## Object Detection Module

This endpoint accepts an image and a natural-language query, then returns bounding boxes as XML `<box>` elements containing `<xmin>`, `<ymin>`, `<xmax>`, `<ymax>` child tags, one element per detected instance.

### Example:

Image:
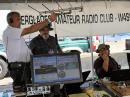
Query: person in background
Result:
<box><xmin>94</xmin><ymin>44</ymin><xmax>120</xmax><ymax>79</ymax></box>
<box><xmin>2</xmin><ymin>11</ymin><xmax>57</xmax><ymax>92</ymax></box>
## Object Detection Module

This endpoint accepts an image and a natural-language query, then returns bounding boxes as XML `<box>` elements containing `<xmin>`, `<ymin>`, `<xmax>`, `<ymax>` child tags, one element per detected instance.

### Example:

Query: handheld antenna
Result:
<box><xmin>28</xmin><ymin>5</ymin><xmax>42</xmax><ymax>15</ymax></box>
<box><xmin>41</xmin><ymin>2</ymin><xmax>58</xmax><ymax>54</ymax></box>
<box><xmin>55</xmin><ymin>0</ymin><xmax>71</xmax><ymax>14</ymax></box>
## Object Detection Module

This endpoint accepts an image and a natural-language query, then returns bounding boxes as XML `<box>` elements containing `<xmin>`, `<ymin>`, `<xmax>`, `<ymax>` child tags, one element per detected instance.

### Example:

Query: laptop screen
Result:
<box><xmin>31</xmin><ymin>53</ymin><xmax>83</xmax><ymax>85</ymax></box>
<box><xmin>110</xmin><ymin>69</ymin><xmax>130</xmax><ymax>81</ymax></box>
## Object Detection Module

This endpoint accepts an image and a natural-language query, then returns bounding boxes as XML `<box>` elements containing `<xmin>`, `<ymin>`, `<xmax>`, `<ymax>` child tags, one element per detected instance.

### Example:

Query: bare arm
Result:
<box><xmin>21</xmin><ymin>19</ymin><xmax>48</xmax><ymax>36</ymax></box>
<box><xmin>21</xmin><ymin>12</ymin><xmax>57</xmax><ymax>36</ymax></box>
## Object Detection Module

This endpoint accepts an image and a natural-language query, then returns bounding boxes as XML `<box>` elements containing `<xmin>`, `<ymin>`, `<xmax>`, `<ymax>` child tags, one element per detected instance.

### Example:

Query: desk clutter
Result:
<box><xmin>1</xmin><ymin>77</ymin><xmax>130</xmax><ymax>97</ymax></box>
<box><xmin>0</xmin><ymin>77</ymin><xmax>51</xmax><ymax>97</ymax></box>
<box><xmin>112</xmin><ymin>86</ymin><xmax>130</xmax><ymax>96</ymax></box>
<box><xmin>26</xmin><ymin>85</ymin><xmax>51</xmax><ymax>96</ymax></box>
<box><xmin>109</xmin><ymin>81</ymin><xmax>130</xmax><ymax>96</ymax></box>
<box><xmin>0</xmin><ymin>77</ymin><xmax>15</xmax><ymax>97</ymax></box>
<box><xmin>101</xmin><ymin>80</ymin><xmax>130</xmax><ymax>97</ymax></box>
<box><xmin>80</xmin><ymin>80</ymin><xmax>112</xmax><ymax>97</ymax></box>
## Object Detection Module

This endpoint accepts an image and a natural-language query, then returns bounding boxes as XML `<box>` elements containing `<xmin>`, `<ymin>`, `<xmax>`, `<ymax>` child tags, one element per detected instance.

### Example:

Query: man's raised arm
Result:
<box><xmin>21</xmin><ymin>12</ymin><xmax>57</xmax><ymax>36</ymax></box>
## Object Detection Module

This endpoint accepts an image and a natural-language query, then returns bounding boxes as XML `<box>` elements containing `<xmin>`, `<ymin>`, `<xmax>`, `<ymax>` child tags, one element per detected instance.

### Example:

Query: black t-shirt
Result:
<box><xmin>29</xmin><ymin>35</ymin><xmax>62</xmax><ymax>55</ymax></box>
<box><xmin>94</xmin><ymin>56</ymin><xmax>119</xmax><ymax>79</ymax></box>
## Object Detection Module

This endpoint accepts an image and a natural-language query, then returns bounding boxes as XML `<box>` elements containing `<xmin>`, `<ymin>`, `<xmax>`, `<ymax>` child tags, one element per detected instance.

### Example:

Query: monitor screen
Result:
<box><xmin>31</xmin><ymin>53</ymin><xmax>83</xmax><ymax>85</ymax></box>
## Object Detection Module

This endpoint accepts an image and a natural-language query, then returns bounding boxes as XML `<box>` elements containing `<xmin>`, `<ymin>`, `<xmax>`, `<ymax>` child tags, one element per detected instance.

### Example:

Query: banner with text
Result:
<box><xmin>12</xmin><ymin>2</ymin><xmax>130</xmax><ymax>37</ymax></box>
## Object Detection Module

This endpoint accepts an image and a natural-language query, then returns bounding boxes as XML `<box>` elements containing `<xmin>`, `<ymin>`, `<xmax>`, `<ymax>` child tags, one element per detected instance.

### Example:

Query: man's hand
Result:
<box><xmin>22</xmin><ymin>12</ymin><xmax>58</xmax><ymax>36</ymax></box>
<box><xmin>102</xmin><ymin>54</ymin><xmax>109</xmax><ymax>61</ymax></box>
<box><xmin>102</xmin><ymin>54</ymin><xmax>109</xmax><ymax>72</ymax></box>
<box><xmin>49</xmin><ymin>12</ymin><xmax>58</xmax><ymax>22</ymax></box>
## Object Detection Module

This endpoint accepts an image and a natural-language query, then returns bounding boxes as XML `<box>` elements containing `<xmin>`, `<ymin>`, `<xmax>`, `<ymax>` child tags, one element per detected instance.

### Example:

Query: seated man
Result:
<box><xmin>94</xmin><ymin>44</ymin><xmax>120</xmax><ymax>79</ymax></box>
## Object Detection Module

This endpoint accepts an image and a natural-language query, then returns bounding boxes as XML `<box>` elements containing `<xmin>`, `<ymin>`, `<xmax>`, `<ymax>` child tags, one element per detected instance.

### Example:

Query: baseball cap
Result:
<box><xmin>96</xmin><ymin>44</ymin><xmax>110</xmax><ymax>53</ymax></box>
<box><xmin>39</xmin><ymin>23</ymin><xmax>53</xmax><ymax>31</ymax></box>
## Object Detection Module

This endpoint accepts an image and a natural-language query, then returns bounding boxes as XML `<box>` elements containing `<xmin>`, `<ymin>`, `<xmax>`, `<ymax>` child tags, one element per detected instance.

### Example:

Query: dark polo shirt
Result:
<box><xmin>29</xmin><ymin>35</ymin><xmax>62</xmax><ymax>55</ymax></box>
<box><xmin>94</xmin><ymin>56</ymin><xmax>119</xmax><ymax>79</ymax></box>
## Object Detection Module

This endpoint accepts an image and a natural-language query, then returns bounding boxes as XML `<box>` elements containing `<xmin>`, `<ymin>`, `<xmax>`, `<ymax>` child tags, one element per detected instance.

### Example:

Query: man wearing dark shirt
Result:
<box><xmin>29</xmin><ymin>23</ymin><xmax>62</xmax><ymax>55</ymax></box>
<box><xmin>94</xmin><ymin>44</ymin><xmax>120</xmax><ymax>79</ymax></box>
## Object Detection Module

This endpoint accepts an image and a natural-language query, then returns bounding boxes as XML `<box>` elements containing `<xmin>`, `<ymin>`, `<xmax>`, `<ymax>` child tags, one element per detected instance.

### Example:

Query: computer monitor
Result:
<box><xmin>31</xmin><ymin>53</ymin><xmax>83</xmax><ymax>85</ymax></box>
<box><xmin>110</xmin><ymin>69</ymin><xmax>130</xmax><ymax>81</ymax></box>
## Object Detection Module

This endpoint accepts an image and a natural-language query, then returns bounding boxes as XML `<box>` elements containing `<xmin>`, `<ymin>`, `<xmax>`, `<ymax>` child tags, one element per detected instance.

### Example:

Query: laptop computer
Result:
<box><xmin>64</xmin><ymin>71</ymin><xmax>90</xmax><ymax>94</ymax></box>
<box><xmin>110</xmin><ymin>69</ymin><xmax>130</xmax><ymax>81</ymax></box>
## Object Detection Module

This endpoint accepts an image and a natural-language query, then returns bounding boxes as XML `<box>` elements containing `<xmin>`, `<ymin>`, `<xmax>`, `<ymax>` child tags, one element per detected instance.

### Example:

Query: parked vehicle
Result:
<box><xmin>58</xmin><ymin>37</ymin><xmax>91</xmax><ymax>53</ymax></box>
<box><xmin>0</xmin><ymin>42</ymin><xmax>8</xmax><ymax>79</ymax></box>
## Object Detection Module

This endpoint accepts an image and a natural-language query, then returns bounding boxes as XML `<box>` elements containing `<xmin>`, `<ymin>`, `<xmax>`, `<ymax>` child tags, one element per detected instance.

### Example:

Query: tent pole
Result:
<box><xmin>90</xmin><ymin>36</ymin><xmax>94</xmax><ymax>79</ymax></box>
<box><xmin>103</xmin><ymin>35</ymin><xmax>105</xmax><ymax>43</ymax></box>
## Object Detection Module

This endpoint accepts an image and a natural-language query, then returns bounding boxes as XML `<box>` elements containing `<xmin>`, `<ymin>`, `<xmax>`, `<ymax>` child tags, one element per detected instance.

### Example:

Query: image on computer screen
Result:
<box><xmin>31</xmin><ymin>53</ymin><xmax>82</xmax><ymax>85</ymax></box>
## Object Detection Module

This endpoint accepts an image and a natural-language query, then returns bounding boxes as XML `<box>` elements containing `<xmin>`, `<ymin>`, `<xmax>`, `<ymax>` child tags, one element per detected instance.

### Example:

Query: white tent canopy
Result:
<box><xmin>0</xmin><ymin>1</ymin><xmax>130</xmax><ymax>37</ymax></box>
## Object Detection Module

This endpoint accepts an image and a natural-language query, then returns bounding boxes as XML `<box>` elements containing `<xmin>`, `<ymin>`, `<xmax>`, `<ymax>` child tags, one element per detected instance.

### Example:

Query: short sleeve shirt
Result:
<box><xmin>2</xmin><ymin>26</ymin><xmax>31</xmax><ymax>62</ymax></box>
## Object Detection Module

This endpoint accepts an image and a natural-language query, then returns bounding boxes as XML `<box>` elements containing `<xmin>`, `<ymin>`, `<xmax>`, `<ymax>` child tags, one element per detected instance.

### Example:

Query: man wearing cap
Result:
<box><xmin>94</xmin><ymin>44</ymin><xmax>120</xmax><ymax>79</ymax></box>
<box><xmin>29</xmin><ymin>23</ymin><xmax>63</xmax><ymax>97</ymax></box>
<box><xmin>29</xmin><ymin>23</ymin><xmax>62</xmax><ymax>55</ymax></box>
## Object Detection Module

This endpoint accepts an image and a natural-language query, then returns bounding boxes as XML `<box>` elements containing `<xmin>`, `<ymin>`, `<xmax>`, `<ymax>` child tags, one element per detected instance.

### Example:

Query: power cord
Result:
<box><xmin>63</xmin><ymin>85</ymin><xmax>69</xmax><ymax>97</ymax></box>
